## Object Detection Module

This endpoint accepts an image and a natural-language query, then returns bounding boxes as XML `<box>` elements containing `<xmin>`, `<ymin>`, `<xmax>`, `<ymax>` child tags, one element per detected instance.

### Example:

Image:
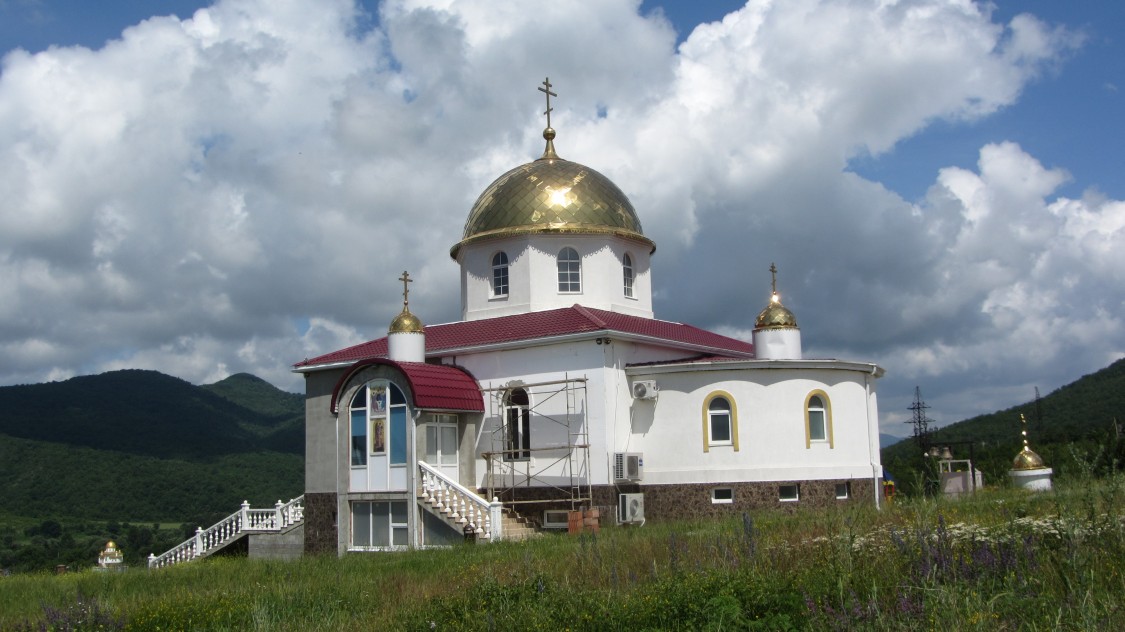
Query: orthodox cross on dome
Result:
<box><xmin>1020</xmin><ymin>413</ymin><xmax>1030</xmax><ymax>450</ymax></box>
<box><xmin>398</xmin><ymin>270</ymin><xmax>413</xmax><ymax>309</ymax></box>
<box><xmin>538</xmin><ymin>77</ymin><xmax>557</xmax><ymax>129</ymax></box>
<box><xmin>769</xmin><ymin>262</ymin><xmax>782</xmax><ymax>303</ymax></box>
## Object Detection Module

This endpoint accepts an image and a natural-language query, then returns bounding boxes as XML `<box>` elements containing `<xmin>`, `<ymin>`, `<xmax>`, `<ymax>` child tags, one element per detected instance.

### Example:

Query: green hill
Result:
<box><xmin>882</xmin><ymin>357</ymin><xmax>1125</xmax><ymax>493</ymax></box>
<box><xmin>0</xmin><ymin>369</ymin><xmax>304</xmax><ymax>521</ymax></box>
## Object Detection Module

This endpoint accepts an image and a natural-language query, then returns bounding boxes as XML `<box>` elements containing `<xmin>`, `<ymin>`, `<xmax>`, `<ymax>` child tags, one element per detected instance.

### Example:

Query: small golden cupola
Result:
<box><xmin>388</xmin><ymin>271</ymin><xmax>426</xmax><ymax>362</ymax></box>
<box><xmin>1008</xmin><ymin>413</ymin><xmax>1053</xmax><ymax>491</ymax></box>
<box><xmin>752</xmin><ymin>264</ymin><xmax>802</xmax><ymax>360</ymax></box>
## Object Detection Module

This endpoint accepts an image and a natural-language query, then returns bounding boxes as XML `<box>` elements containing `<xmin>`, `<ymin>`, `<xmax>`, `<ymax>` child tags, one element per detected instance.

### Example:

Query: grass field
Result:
<box><xmin>3</xmin><ymin>475</ymin><xmax>1124</xmax><ymax>630</ymax></box>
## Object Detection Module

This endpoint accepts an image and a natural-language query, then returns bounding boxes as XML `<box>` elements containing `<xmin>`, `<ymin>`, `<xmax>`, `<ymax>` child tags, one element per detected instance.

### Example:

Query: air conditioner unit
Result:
<box><xmin>632</xmin><ymin>380</ymin><xmax>658</xmax><ymax>400</ymax></box>
<box><xmin>613</xmin><ymin>452</ymin><xmax>643</xmax><ymax>482</ymax></box>
<box><xmin>619</xmin><ymin>493</ymin><xmax>645</xmax><ymax>524</ymax></box>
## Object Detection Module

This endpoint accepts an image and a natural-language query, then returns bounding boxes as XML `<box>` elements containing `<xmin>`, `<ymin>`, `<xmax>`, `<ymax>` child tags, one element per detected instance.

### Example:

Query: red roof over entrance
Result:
<box><xmin>329</xmin><ymin>359</ymin><xmax>484</xmax><ymax>414</ymax></box>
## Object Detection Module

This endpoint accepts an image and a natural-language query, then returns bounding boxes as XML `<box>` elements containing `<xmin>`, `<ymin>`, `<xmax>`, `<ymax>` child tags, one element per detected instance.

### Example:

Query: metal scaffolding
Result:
<box><xmin>480</xmin><ymin>375</ymin><xmax>591</xmax><ymax>513</ymax></box>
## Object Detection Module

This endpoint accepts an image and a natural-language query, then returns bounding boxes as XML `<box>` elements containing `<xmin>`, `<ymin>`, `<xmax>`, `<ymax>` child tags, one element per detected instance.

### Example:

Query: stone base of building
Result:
<box><xmin>488</xmin><ymin>478</ymin><xmax>880</xmax><ymax>528</ymax></box>
<box><xmin>303</xmin><ymin>492</ymin><xmax>338</xmax><ymax>556</ymax></box>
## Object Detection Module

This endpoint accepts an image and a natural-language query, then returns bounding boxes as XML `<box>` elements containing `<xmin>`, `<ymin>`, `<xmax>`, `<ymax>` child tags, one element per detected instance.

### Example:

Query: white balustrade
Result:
<box><xmin>418</xmin><ymin>462</ymin><xmax>503</xmax><ymax>541</ymax></box>
<box><xmin>148</xmin><ymin>495</ymin><xmax>304</xmax><ymax>569</ymax></box>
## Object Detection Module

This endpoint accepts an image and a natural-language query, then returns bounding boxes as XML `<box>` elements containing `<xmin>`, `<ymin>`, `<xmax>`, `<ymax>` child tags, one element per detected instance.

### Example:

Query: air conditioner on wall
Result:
<box><xmin>619</xmin><ymin>493</ymin><xmax>645</xmax><ymax>524</ymax></box>
<box><xmin>632</xmin><ymin>380</ymin><xmax>658</xmax><ymax>400</ymax></box>
<box><xmin>613</xmin><ymin>452</ymin><xmax>643</xmax><ymax>482</ymax></box>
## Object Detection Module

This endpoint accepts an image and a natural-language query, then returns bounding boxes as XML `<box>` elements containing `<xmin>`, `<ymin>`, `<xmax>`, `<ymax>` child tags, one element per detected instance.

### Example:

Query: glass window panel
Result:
<box><xmin>372</xmin><ymin>502</ymin><xmax>390</xmax><ymax>546</ymax></box>
<box><xmin>711</xmin><ymin>413</ymin><xmax>731</xmax><ymax>442</ymax></box>
<box><xmin>809</xmin><ymin>395</ymin><xmax>824</xmax><ymax>408</ymax></box>
<box><xmin>389</xmin><ymin>383</ymin><xmax>406</xmax><ymax>405</ymax></box>
<box><xmin>352</xmin><ymin>502</ymin><xmax>371</xmax><ymax>547</ymax></box>
<box><xmin>391</xmin><ymin>501</ymin><xmax>408</xmax><ymax>524</ymax></box>
<box><xmin>809</xmin><ymin>411</ymin><xmax>826</xmax><ymax>441</ymax></box>
<box><xmin>351</xmin><ymin>410</ymin><xmax>367</xmax><ymax>466</ymax></box>
<box><xmin>390</xmin><ymin>407</ymin><xmax>407</xmax><ymax>465</ymax></box>
<box><xmin>392</xmin><ymin>527</ymin><xmax>409</xmax><ymax>547</ymax></box>
<box><xmin>441</xmin><ymin>426</ymin><xmax>458</xmax><ymax>465</ymax></box>
<box><xmin>709</xmin><ymin>398</ymin><xmax>731</xmax><ymax>412</ymax></box>
<box><xmin>425</xmin><ymin>426</ymin><xmax>438</xmax><ymax>463</ymax></box>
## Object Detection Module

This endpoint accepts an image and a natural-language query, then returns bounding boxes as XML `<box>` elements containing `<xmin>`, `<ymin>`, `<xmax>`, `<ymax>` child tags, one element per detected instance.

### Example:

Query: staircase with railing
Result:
<box><xmin>148</xmin><ymin>496</ymin><xmax>304</xmax><ymax>569</ymax></box>
<box><xmin>418</xmin><ymin>462</ymin><xmax>512</xmax><ymax>541</ymax></box>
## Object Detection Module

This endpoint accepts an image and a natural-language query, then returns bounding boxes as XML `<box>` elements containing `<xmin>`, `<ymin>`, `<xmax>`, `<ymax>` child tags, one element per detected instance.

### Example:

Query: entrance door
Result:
<box><xmin>425</xmin><ymin>415</ymin><xmax>460</xmax><ymax>483</ymax></box>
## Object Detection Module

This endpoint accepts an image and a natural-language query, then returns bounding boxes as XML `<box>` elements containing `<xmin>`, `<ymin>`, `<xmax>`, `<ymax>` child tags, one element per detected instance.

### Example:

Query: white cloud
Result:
<box><xmin>0</xmin><ymin>0</ymin><xmax>1118</xmax><ymax>434</ymax></box>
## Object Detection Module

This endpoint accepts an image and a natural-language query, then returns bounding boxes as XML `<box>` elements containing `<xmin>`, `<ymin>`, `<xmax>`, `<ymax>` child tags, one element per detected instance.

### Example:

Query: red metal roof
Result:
<box><xmin>296</xmin><ymin>305</ymin><xmax>754</xmax><ymax>370</ymax></box>
<box><xmin>329</xmin><ymin>359</ymin><xmax>484</xmax><ymax>413</ymax></box>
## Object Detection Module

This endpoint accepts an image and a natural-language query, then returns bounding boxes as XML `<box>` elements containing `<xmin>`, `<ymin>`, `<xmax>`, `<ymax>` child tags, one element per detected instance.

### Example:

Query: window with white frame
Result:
<box><xmin>779</xmin><ymin>484</ymin><xmax>800</xmax><ymax>502</ymax></box>
<box><xmin>835</xmin><ymin>482</ymin><xmax>851</xmax><ymax>500</ymax></box>
<box><xmin>708</xmin><ymin>397</ymin><xmax>733</xmax><ymax>446</ymax></box>
<box><xmin>504</xmin><ymin>388</ymin><xmax>530</xmax><ymax>461</ymax></box>
<box><xmin>805</xmin><ymin>391</ymin><xmax>833</xmax><ymax>448</ymax></box>
<box><xmin>711</xmin><ymin>488</ymin><xmax>734</xmax><ymax>504</ymax></box>
<box><xmin>351</xmin><ymin>500</ymin><xmax>408</xmax><ymax>548</ymax></box>
<box><xmin>491</xmin><ymin>251</ymin><xmax>509</xmax><ymax>298</ymax></box>
<box><xmin>425</xmin><ymin>414</ymin><xmax>459</xmax><ymax>468</ymax></box>
<box><xmin>557</xmin><ymin>247</ymin><xmax>581</xmax><ymax>293</ymax></box>
<box><xmin>623</xmin><ymin>253</ymin><xmax>635</xmax><ymax>298</ymax></box>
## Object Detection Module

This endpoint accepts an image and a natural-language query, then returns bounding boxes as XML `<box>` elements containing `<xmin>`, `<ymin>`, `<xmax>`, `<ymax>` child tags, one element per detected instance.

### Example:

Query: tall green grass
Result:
<box><xmin>4</xmin><ymin>476</ymin><xmax>1124</xmax><ymax>630</ymax></box>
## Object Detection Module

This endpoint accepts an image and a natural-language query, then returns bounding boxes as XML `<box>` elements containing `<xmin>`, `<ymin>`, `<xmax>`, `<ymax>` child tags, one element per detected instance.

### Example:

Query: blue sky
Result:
<box><xmin>0</xmin><ymin>0</ymin><xmax>1122</xmax><ymax>433</ymax></box>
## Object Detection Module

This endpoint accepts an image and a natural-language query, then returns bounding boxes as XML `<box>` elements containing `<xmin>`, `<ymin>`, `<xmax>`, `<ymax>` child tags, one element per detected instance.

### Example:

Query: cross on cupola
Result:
<box><xmin>769</xmin><ymin>262</ymin><xmax>781</xmax><ymax>304</ymax></box>
<box><xmin>539</xmin><ymin>77</ymin><xmax>557</xmax><ymax>129</ymax></box>
<box><xmin>538</xmin><ymin>77</ymin><xmax>561</xmax><ymax>160</ymax></box>
<box><xmin>398</xmin><ymin>270</ymin><xmax>413</xmax><ymax>310</ymax></box>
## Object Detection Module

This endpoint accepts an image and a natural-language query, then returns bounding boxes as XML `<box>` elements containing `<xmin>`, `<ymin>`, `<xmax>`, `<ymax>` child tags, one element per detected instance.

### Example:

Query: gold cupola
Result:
<box><xmin>1008</xmin><ymin>413</ymin><xmax>1053</xmax><ymax>491</ymax></box>
<box><xmin>388</xmin><ymin>271</ymin><xmax>426</xmax><ymax>363</ymax></box>
<box><xmin>754</xmin><ymin>263</ymin><xmax>798</xmax><ymax>330</ymax></box>
<box><xmin>752</xmin><ymin>264</ymin><xmax>802</xmax><ymax>360</ymax></box>
<box><xmin>1011</xmin><ymin>413</ymin><xmax>1047</xmax><ymax>471</ymax></box>
<box><xmin>450</xmin><ymin>78</ymin><xmax>654</xmax><ymax>260</ymax></box>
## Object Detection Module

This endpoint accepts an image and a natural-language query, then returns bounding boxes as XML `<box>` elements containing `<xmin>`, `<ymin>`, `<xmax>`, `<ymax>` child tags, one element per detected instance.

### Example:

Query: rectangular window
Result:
<box><xmin>352</xmin><ymin>501</ymin><xmax>409</xmax><ymax>548</ymax></box>
<box><xmin>779</xmin><ymin>484</ymin><xmax>800</xmax><ymax>502</ymax></box>
<box><xmin>505</xmin><ymin>408</ymin><xmax>530</xmax><ymax>461</ymax></box>
<box><xmin>711</xmin><ymin>488</ymin><xmax>734</xmax><ymax>504</ymax></box>
<box><xmin>390</xmin><ymin>407</ymin><xmax>407</xmax><ymax>465</ymax></box>
<box><xmin>835</xmin><ymin>482</ymin><xmax>851</xmax><ymax>500</ymax></box>
<box><xmin>351</xmin><ymin>410</ymin><xmax>367</xmax><ymax>466</ymax></box>
<box><xmin>809</xmin><ymin>410</ymin><xmax>827</xmax><ymax>442</ymax></box>
<box><xmin>710</xmin><ymin>412</ymin><xmax>732</xmax><ymax>444</ymax></box>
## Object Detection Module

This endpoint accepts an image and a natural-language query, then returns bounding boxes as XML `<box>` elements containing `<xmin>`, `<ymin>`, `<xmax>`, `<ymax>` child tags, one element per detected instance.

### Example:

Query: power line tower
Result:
<box><xmin>907</xmin><ymin>386</ymin><xmax>932</xmax><ymax>454</ymax></box>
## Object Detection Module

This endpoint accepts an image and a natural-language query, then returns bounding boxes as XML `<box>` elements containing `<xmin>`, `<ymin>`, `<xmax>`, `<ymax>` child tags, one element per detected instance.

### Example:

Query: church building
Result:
<box><xmin>294</xmin><ymin>80</ymin><xmax>885</xmax><ymax>555</ymax></box>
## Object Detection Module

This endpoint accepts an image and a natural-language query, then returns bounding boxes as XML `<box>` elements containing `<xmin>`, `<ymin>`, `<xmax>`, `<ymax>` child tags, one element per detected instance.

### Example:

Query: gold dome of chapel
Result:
<box><xmin>450</xmin><ymin>79</ymin><xmax>654</xmax><ymax>259</ymax></box>
<box><xmin>755</xmin><ymin>264</ymin><xmax>799</xmax><ymax>330</ymax></box>
<box><xmin>1012</xmin><ymin>446</ymin><xmax>1047</xmax><ymax>470</ymax></box>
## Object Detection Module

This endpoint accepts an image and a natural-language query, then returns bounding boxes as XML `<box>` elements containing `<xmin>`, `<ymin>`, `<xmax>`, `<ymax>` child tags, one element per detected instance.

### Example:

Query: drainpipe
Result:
<box><xmin>866</xmin><ymin>370</ymin><xmax>881</xmax><ymax>510</ymax></box>
<box><xmin>410</xmin><ymin>408</ymin><xmax>422</xmax><ymax>549</ymax></box>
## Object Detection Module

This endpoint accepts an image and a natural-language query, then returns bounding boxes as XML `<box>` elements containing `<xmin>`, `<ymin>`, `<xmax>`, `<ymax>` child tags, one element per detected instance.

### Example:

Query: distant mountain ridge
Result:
<box><xmin>0</xmin><ymin>369</ymin><xmax>304</xmax><ymax>522</ymax></box>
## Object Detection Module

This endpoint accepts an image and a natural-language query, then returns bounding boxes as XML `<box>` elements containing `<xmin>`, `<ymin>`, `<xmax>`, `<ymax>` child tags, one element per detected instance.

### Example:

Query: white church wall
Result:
<box><xmin>459</xmin><ymin>234</ymin><xmax>653</xmax><ymax>321</ymax></box>
<box><xmin>623</xmin><ymin>363</ymin><xmax>881</xmax><ymax>486</ymax></box>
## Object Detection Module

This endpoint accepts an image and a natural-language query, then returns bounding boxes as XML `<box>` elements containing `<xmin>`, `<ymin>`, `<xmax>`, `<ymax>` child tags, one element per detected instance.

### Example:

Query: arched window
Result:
<box><xmin>557</xmin><ymin>247</ymin><xmax>581</xmax><ymax>293</ymax></box>
<box><xmin>504</xmin><ymin>388</ymin><xmax>530</xmax><ymax>461</ymax></box>
<box><xmin>701</xmin><ymin>391</ymin><xmax>739</xmax><ymax>451</ymax></box>
<box><xmin>491</xmin><ymin>251</ymin><xmax>509</xmax><ymax>298</ymax></box>
<box><xmin>623</xmin><ymin>253</ymin><xmax>635</xmax><ymax>298</ymax></box>
<box><xmin>805</xmin><ymin>391</ymin><xmax>833</xmax><ymax>448</ymax></box>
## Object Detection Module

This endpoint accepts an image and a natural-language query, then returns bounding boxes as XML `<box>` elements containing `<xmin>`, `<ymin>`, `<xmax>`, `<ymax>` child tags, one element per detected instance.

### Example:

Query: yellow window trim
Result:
<box><xmin>701</xmin><ymin>390</ymin><xmax>739</xmax><ymax>452</ymax></box>
<box><xmin>804</xmin><ymin>389</ymin><xmax>833</xmax><ymax>449</ymax></box>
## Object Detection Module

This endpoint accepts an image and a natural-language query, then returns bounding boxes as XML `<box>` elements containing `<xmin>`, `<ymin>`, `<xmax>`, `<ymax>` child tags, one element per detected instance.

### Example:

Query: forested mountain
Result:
<box><xmin>0</xmin><ymin>370</ymin><xmax>304</xmax><ymax>520</ymax></box>
<box><xmin>882</xmin><ymin>357</ymin><xmax>1125</xmax><ymax>493</ymax></box>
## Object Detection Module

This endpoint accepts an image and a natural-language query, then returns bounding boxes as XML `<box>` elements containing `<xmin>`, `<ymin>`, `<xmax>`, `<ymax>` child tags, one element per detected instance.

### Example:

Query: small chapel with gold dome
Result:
<box><xmin>294</xmin><ymin>80</ymin><xmax>885</xmax><ymax>555</ymax></box>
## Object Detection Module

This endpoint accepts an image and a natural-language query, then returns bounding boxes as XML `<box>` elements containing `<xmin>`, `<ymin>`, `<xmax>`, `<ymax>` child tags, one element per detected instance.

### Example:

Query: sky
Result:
<box><xmin>1</xmin><ymin>0</ymin><xmax>1122</xmax><ymax>436</ymax></box>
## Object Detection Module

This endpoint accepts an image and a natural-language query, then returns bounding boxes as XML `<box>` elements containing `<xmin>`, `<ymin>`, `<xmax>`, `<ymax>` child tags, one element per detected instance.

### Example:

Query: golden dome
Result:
<box><xmin>389</xmin><ymin>308</ymin><xmax>424</xmax><ymax>334</ymax></box>
<box><xmin>1012</xmin><ymin>446</ymin><xmax>1046</xmax><ymax>470</ymax></box>
<box><xmin>755</xmin><ymin>293</ymin><xmax>798</xmax><ymax>330</ymax></box>
<box><xmin>450</xmin><ymin>129</ymin><xmax>654</xmax><ymax>259</ymax></box>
